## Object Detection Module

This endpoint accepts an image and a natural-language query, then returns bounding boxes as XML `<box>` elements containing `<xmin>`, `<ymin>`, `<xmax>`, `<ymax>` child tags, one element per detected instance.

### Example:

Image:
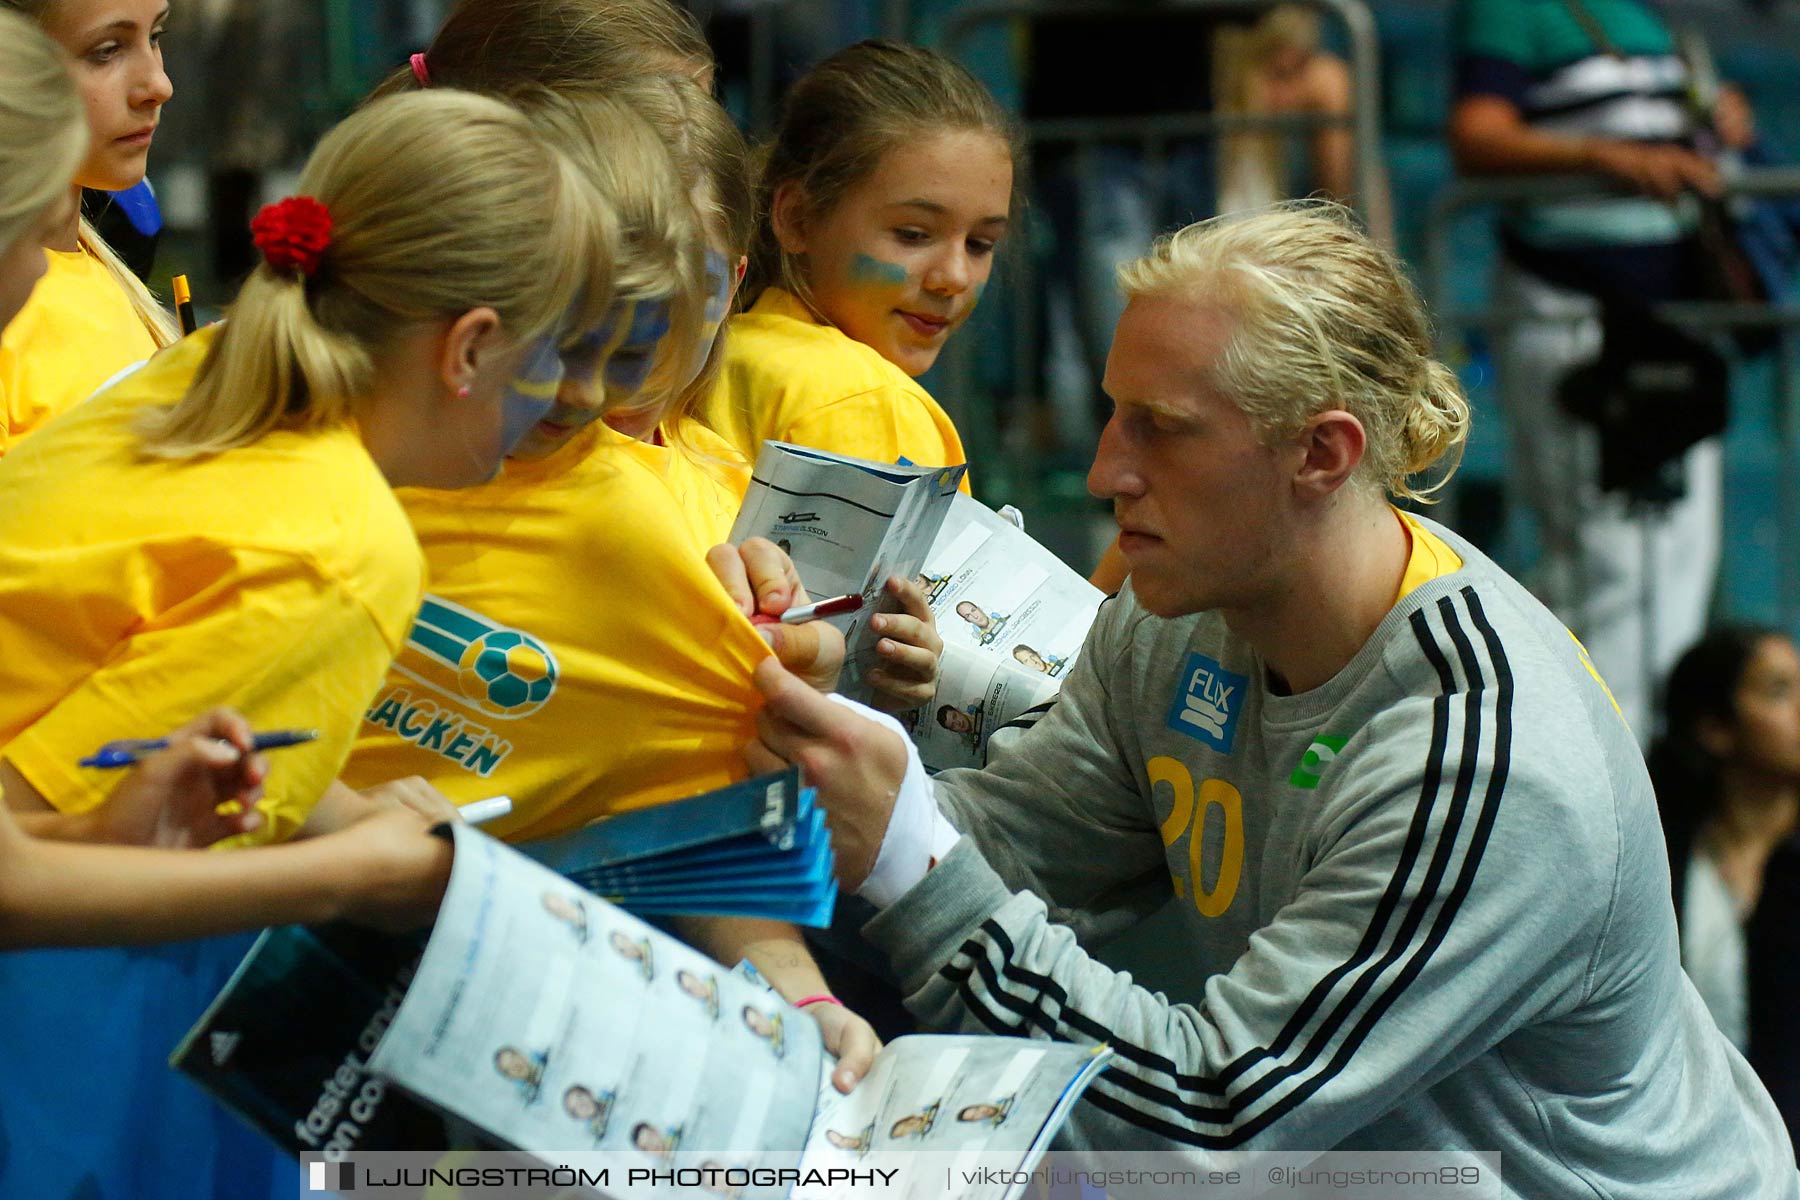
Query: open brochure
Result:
<box><xmin>730</xmin><ymin>442</ymin><xmax>966</xmax><ymax>704</ymax></box>
<box><xmin>173</xmin><ymin>822</ymin><xmax>1113</xmax><ymax>1198</ymax></box>
<box><xmin>909</xmin><ymin>496</ymin><xmax>1105</xmax><ymax>771</ymax></box>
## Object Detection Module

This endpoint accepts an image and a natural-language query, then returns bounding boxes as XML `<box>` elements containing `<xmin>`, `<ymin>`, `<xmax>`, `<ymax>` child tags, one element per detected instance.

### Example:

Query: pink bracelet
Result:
<box><xmin>795</xmin><ymin>994</ymin><xmax>842</xmax><ymax>1009</ymax></box>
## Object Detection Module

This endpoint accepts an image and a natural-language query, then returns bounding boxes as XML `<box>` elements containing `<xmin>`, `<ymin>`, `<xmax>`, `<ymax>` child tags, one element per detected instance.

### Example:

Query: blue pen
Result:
<box><xmin>80</xmin><ymin>728</ymin><xmax>321</xmax><ymax>770</ymax></box>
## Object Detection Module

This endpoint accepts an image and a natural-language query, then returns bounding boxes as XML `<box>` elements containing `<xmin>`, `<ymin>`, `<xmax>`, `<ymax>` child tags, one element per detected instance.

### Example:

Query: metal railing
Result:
<box><xmin>927</xmin><ymin>0</ymin><xmax>1387</xmax><ymax>513</ymax></box>
<box><xmin>942</xmin><ymin>0</ymin><xmax>1385</xmax><ymax>210</ymax></box>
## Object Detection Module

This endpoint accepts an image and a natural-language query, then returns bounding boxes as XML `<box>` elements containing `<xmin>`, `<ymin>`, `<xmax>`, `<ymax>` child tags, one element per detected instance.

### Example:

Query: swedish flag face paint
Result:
<box><xmin>504</xmin><ymin>294</ymin><xmax>677</xmax><ymax>461</ymax></box>
<box><xmin>701</xmin><ymin>249</ymin><xmax>734</xmax><ymax>336</ymax></box>
<box><xmin>599</xmin><ymin>296</ymin><xmax>676</xmax><ymax>405</ymax></box>
<box><xmin>498</xmin><ymin>333</ymin><xmax>565</xmax><ymax>454</ymax></box>
<box><xmin>671</xmin><ymin>249</ymin><xmax>736</xmax><ymax>393</ymax></box>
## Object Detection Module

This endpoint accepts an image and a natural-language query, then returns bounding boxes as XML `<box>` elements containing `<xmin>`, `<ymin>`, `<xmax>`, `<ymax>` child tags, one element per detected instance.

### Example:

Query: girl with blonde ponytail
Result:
<box><xmin>342</xmin><ymin>86</ymin><xmax>885</xmax><ymax>1088</ymax></box>
<box><xmin>0</xmin><ymin>85</ymin><xmax>623</xmax><ymax>1200</ymax></box>
<box><xmin>0</xmin><ymin>6</ymin><xmax>458</xmax><ymax>947</ymax></box>
<box><xmin>0</xmin><ymin>0</ymin><xmax>179</xmax><ymax>456</ymax></box>
<box><xmin>343</xmin><ymin>15</ymin><xmax>915</xmax><ymax>1081</ymax></box>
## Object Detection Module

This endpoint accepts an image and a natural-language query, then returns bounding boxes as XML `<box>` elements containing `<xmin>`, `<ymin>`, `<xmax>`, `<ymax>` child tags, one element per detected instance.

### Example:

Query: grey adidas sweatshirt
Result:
<box><xmin>863</xmin><ymin>518</ymin><xmax>1797</xmax><ymax>1197</ymax></box>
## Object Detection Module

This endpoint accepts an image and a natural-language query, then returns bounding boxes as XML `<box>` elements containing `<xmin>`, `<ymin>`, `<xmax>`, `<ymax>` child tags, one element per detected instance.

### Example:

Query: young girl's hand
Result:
<box><xmin>92</xmin><ymin>708</ymin><xmax>269</xmax><ymax>847</ymax></box>
<box><xmin>806</xmin><ymin>999</ymin><xmax>883</xmax><ymax>1093</ymax></box>
<box><xmin>866</xmin><ymin>576</ymin><xmax>942</xmax><ymax>714</ymax></box>
<box><xmin>335</xmin><ymin>807</ymin><xmax>455</xmax><ymax>932</ymax></box>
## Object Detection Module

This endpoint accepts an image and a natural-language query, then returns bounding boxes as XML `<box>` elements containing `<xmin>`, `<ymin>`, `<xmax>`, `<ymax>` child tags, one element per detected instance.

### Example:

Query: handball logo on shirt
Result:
<box><xmin>397</xmin><ymin>596</ymin><xmax>560</xmax><ymax>720</ymax></box>
<box><xmin>1289</xmin><ymin>734</ymin><xmax>1349</xmax><ymax>790</ymax></box>
<box><xmin>1165</xmin><ymin>653</ymin><xmax>1249</xmax><ymax>754</ymax></box>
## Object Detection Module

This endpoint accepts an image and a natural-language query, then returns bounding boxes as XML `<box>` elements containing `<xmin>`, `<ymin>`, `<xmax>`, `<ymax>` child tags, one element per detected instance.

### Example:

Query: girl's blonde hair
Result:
<box><xmin>0</xmin><ymin>10</ymin><xmax>86</xmax><ymax>260</ymax></box>
<box><xmin>140</xmin><ymin>90</ymin><xmax>618</xmax><ymax>457</ymax></box>
<box><xmin>369</xmin><ymin>0</ymin><xmax>714</xmax><ymax>100</ymax></box>
<box><xmin>2</xmin><ymin>0</ymin><xmax>178</xmax><ymax>347</ymax></box>
<box><xmin>1116</xmin><ymin>201</ymin><xmax>1468</xmax><ymax>503</ymax></box>
<box><xmin>589</xmin><ymin>73</ymin><xmax>751</xmax><ymax>431</ymax></box>
<box><xmin>508</xmin><ymin>87</ymin><xmax>706</xmax><ymax>426</ymax></box>
<box><xmin>364</xmin><ymin>0</ymin><xmax>737</xmax><ymax>436</ymax></box>
<box><xmin>746</xmin><ymin>39</ymin><xmax>1022</xmax><ymax>309</ymax></box>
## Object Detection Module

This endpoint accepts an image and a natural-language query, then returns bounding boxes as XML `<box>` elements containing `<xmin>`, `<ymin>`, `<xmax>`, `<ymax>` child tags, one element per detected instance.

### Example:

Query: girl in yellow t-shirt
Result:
<box><xmin>356</xmin><ymin>42</ymin><xmax>937</xmax><ymax>1088</ymax></box>
<box><xmin>0</xmin><ymin>81</ymin><xmax>632</xmax><ymax>1200</ymax></box>
<box><xmin>0</xmin><ymin>0</ymin><xmax>182</xmax><ymax>456</ymax></box>
<box><xmin>703</xmin><ymin>40</ymin><xmax>1019</xmax><ymax>490</ymax></box>
<box><xmin>0</xmin><ymin>11</ymin><xmax>456</xmax><ymax>947</ymax></box>
<box><xmin>0</xmin><ymin>89</ymin><xmax>620</xmax><ymax>842</ymax></box>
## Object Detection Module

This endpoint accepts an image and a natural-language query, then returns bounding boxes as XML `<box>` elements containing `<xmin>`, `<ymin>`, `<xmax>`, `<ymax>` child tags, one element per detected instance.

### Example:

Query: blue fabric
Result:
<box><xmin>0</xmin><ymin>934</ymin><xmax>297</xmax><ymax>1200</ymax></box>
<box><xmin>103</xmin><ymin>181</ymin><xmax>163</xmax><ymax>238</ymax></box>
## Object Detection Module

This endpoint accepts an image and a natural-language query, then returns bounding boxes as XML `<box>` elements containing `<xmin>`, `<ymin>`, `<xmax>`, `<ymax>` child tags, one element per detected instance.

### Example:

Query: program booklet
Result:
<box><xmin>173</xmin><ymin>823</ymin><xmax>1112</xmax><ymax>1199</ymax></box>
<box><xmin>909</xmin><ymin>496</ymin><xmax>1106</xmax><ymax>771</ymax></box>
<box><xmin>521</xmin><ymin>768</ymin><xmax>836</xmax><ymax>928</ymax></box>
<box><xmin>730</xmin><ymin>442</ymin><xmax>967</xmax><ymax>704</ymax></box>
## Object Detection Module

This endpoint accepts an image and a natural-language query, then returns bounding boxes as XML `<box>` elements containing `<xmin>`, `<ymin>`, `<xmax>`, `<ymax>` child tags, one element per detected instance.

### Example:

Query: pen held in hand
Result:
<box><xmin>457</xmin><ymin>796</ymin><xmax>513</xmax><ymax>826</ymax></box>
<box><xmin>80</xmin><ymin>728</ymin><xmax>320</xmax><ymax>770</ymax></box>
<box><xmin>780</xmin><ymin>593</ymin><xmax>863</xmax><ymax>624</ymax></box>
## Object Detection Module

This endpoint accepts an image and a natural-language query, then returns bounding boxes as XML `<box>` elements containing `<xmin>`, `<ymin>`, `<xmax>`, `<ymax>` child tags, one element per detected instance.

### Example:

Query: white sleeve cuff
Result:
<box><xmin>823</xmin><ymin>695</ymin><xmax>942</xmax><ymax>908</ymax></box>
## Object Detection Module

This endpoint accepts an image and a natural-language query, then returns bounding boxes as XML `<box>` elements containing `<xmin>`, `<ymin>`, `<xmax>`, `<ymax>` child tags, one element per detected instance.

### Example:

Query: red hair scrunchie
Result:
<box><xmin>410</xmin><ymin>52</ymin><xmax>431</xmax><ymax>86</ymax></box>
<box><xmin>250</xmin><ymin>196</ymin><xmax>333</xmax><ymax>278</ymax></box>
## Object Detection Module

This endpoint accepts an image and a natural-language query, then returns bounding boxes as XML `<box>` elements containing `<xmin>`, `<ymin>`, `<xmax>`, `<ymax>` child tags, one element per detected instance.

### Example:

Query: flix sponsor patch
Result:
<box><xmin>1165</xmin><ymin>653</ymin><xmax>1248</xmax><ymax>754</ymax></box>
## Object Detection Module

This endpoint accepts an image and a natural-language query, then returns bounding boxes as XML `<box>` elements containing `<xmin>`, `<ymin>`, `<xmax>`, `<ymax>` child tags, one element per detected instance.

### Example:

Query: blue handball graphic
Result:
<box><xmin>456</xmin><ymin>629</ymin><xmax>557</xmax><ymax>717</ymax></box>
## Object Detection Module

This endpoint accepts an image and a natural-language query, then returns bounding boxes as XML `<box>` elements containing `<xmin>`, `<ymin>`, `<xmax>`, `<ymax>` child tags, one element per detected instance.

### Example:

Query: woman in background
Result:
<box><xmin>1211</xmin><ymin>4</ymin><xmax>1390</xmax><ymax>239</ymax></box>
<box><xmin>1650</xmin><ymin>626</ymin><xmax>1800</xmax><ymax>1053</ymax></box>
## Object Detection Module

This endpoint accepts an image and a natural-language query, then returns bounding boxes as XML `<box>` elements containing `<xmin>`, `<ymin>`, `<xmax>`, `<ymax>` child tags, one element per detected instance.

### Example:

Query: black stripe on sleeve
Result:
<box><xmin>928</xmin><ymin>602</ymin><xmax>1513</xmax><ymax>1143</ymax></box>
<box><xmin>1214</xmin><ymin>592</ymin><xmax>1514</xmax><ymax>1142</ymax></box>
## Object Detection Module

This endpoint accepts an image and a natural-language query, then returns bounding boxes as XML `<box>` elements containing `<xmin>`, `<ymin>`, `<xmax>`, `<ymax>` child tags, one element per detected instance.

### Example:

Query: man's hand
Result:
<box><xmin>757</xmin><ymin>620</ymin><xmax>846</xmax><ymax>693</ymax></box>
<box><xmin>1451</xmin><ymin>94</ymin><xmax>1723</xmax><ymax>200</ymax></box>
<box><xmin>1587</xmin><ymin>140</ymin><xmax>1720</xmax><ymax>199</ymax></box>
<box><xmin>89</xmin><ymin>708</ymin><xmax>269</xmax><ymax>846</ymax></box>
<box><xmin>866</xmin><ymin>576</ymin><xmax>943</xmax><ymax>715</ymax></box>
<box><xmin>805</xmin><ymin>1001</ymin><xmax>882</xmax><ymax>1093</ymax></box>
<box><xmin>708</xmin><ymin>538</ymin><xmax>846</xmax><ymax>692</ymax></box>
<box><xmin>745</xmin><ymin>658</ymin><xmax>909</xmax><ymax>889</ymax></box>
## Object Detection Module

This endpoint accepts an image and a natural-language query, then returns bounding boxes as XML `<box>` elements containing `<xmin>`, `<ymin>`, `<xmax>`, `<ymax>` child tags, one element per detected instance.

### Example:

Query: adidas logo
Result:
<box><xmin>210</xmin><ymin>1030</ymin><xmax>240</xmax><ymax>1067</ymax></box>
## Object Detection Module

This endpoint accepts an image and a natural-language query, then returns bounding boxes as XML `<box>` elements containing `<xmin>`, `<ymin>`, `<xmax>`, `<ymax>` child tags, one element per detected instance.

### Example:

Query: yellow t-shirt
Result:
<box><xmin>0</xmin><ymin>327</ymin><xmax>424</xmax><ymax>842</ymax></box>
<box><xmin>1396</xmin><ymin>508</ymin><xmax>1464</xmax><ymax>600</ymax></box>
<box><xmin>343</xmin><ymin>419</ymin><xmax>772</xmax><ymax>844</ymax></box>
<box><xmin>0</xmin><ymin>247</ymin><xmax>160</xmax><ymax>457</ymax></box>
<box><xmin>704</xmin><ymin>287</ymin><xmax>973</xmax><ymax>493</ymax></box>
<box><xmin>653</xmin><ymin>419</ymin><xmax>751</xmax><ymax>546</ymax></box>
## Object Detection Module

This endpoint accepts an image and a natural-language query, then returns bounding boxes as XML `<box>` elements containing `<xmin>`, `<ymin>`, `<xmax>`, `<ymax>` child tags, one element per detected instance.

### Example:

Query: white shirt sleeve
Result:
<box><xmin>823</xmin><ymin>695</ymin><xmax>960</xmax><ymax>908</ymax></box>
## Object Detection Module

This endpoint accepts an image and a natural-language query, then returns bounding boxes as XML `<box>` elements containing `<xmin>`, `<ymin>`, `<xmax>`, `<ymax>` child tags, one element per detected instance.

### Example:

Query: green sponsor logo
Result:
<box><xmin>1289</xmin><ymin>734</ymin><xmax>1349</xmax><ymax>790</ymax></box>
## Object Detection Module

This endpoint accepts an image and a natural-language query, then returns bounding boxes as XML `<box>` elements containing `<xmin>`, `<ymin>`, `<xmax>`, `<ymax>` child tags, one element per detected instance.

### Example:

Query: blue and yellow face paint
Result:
<box><xmin>498</xmin><ymin>333</ymin><xmax>565</xmax><ymax>454</ymax></box>
<box><xmin>679</xmin><ymin>249</ymin><xmax>736</xmax><ymax>389</ymax></box>
<box><xmin>503</xmin><ymin>293</ymin><xmax>683</xmax><ymax>459</ymax></box>
<box><xmin>849</xmin><ymin>253</ymin><xmax>909</xmax><ymax>288</ymax></box>
<box><xmin>598</xmin><ymin>295</ymin><xmax>676</xmax><ymax>405</ymax></box>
